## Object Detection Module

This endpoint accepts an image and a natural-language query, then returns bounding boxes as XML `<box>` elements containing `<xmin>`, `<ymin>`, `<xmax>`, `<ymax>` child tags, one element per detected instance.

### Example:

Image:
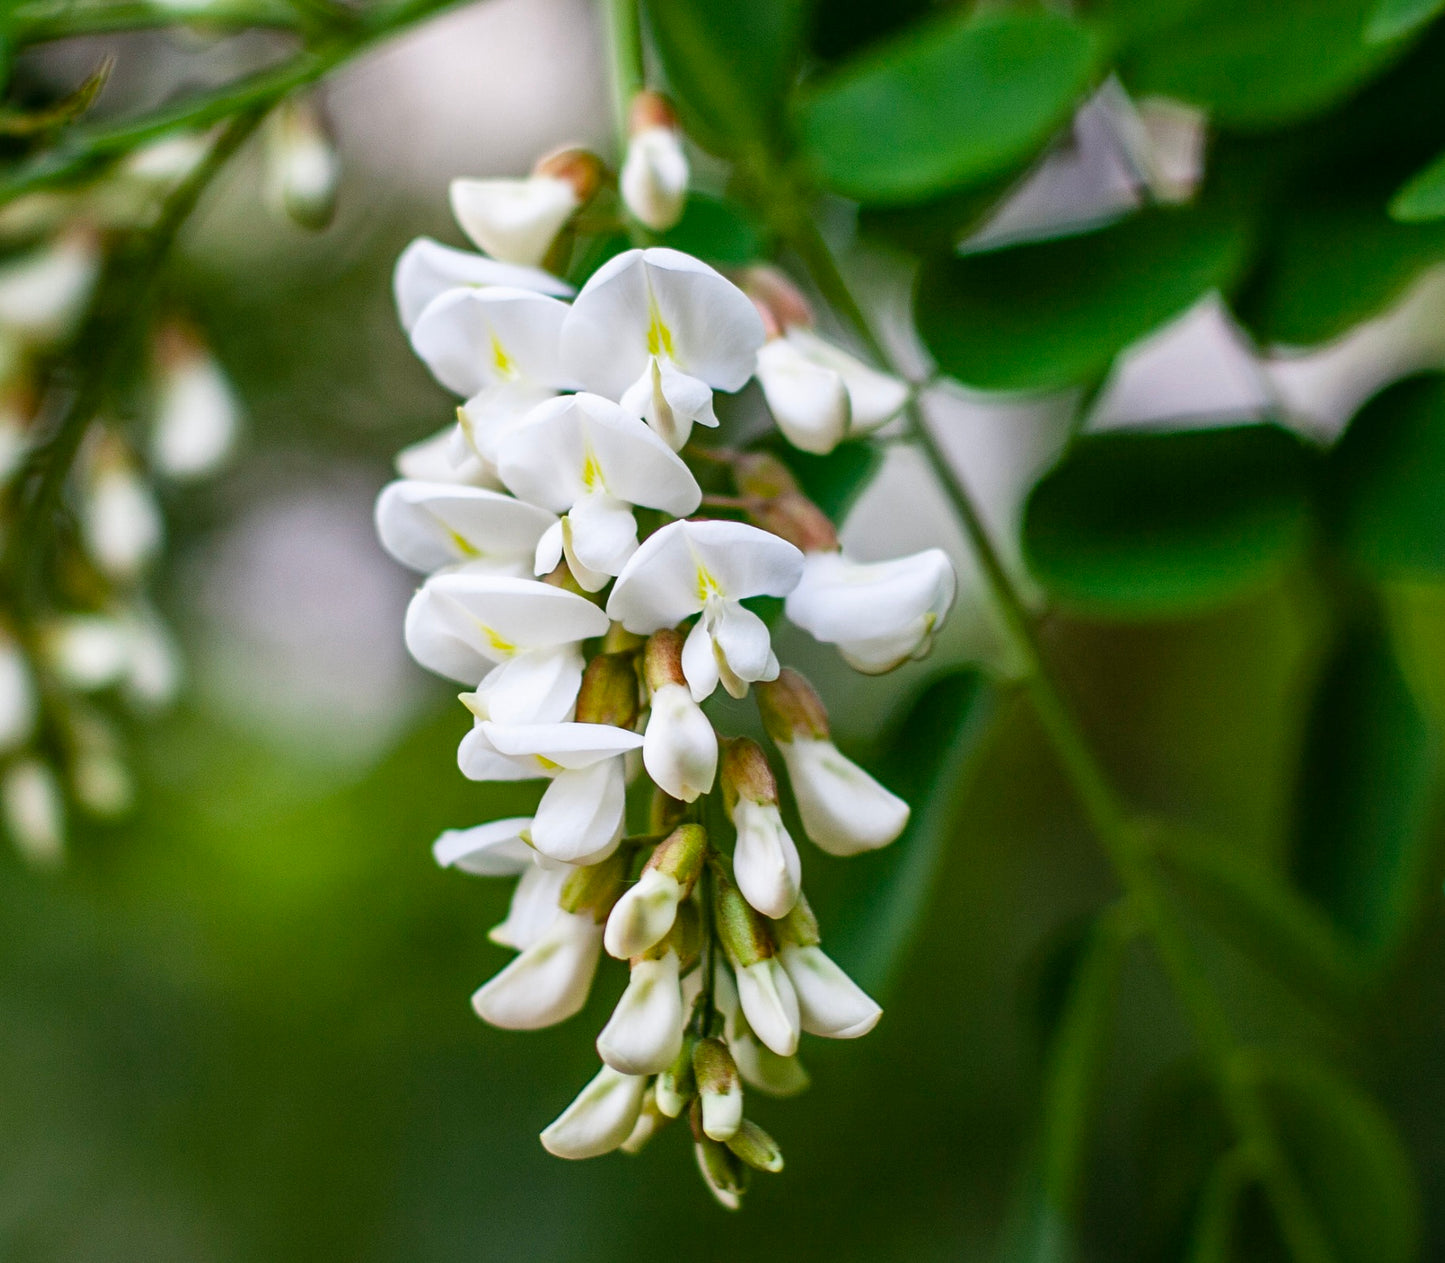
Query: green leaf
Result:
<box><xmin>642</xmin><ymin>0</ymin><xmax>807</xmax><ymax>157</ymax></box>
<box><xmin>1288</xmin><ymin>617</ymin><xmax>1436</xmax><ymax>956</ymax></box>
<box><xmin>1124</xmin><ymin>0</ymin><xmax>1408</xmax><ymax>130</ymax></box>
<box><xmin>1237</xmin><ymin>198</ymin><xmax>1445</xmax><ymax>345</ymax></box>
<box><xmin>1390</xmin><ymin>147</ymin><xmax>1445</xmax><ymax>221</ymax></box>
<box><xmin>1154</xmin><ymin>830</ymin><xmax>1366</xmax><ymax>1013</ymax></box>
<box><xmin>914</xmin><ymin>206</ymin><xmax>1251</xmax><ymax>393</ymax></box>
<box><xmin>1186</xmin><ymin>1150</ymin><xmax>1253</xmax><ymax>1263</ymax></box>
<box><xmin>1022</xmin><ymin>425</ymin><xmax>1316</xmax><ymax>618</ymax></box>
<box><xmin>1087</xmin><ymin>0</ymin><xmax>1207</xmax><ymax>47</ymax></box>
<box><xmin>828</xmin><ymin>671</ymin><xmax>995</xmax><ymax>995</ymax></box>
<box><xmin>794</xmin><ymin>9</ymin><xmax>1100</xmax><ymax>206</ymax></box>
<box><xmin>655</xmin><ymin>193</ymin><xmax>765</xmax><ymax>265</ymax></box>
<box><xmin>1241</xmin><ymin>1052</ymin><xmax>1421</xmax><ymax>1263</ymax></box>
<box><xmin>1367</xmin><ymin>0</ymin><xmax>1445</xmax><ymax>42</ymax></box>
<box><xmin>1326</xmin><ymin>375</ymin><xmax>1445</xmax><ymax>580</ymax></box>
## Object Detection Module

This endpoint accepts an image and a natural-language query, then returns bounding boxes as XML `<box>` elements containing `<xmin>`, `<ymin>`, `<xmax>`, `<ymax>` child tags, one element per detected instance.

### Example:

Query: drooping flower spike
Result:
<box><xmin>379</xmin><ymin>192</ymin><xmax>956</xmax><ymax>1205</ymax></box>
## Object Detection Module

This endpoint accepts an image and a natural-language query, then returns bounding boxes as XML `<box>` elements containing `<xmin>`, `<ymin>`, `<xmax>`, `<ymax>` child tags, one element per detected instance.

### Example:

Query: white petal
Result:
<box><xmin>410</xmin><ymin>286</ymin><xmax>575</xmax><ymax>398</ymax></box>
<box><xmin>540</xmin><ymin>1065</ymin><xmax>648</xmax><ymax>1160</ymax></box>
<box><xmin>641</xmin><ymin>682</ymin><xmax>717</xmax><ymax>802</ymax></box>
<box><xmin>565</xmin><ymin>494</ymin><xmax>639</xmax><ymax>578</ymax></box>
<box><xmin>459</xmin><ymin>380</ymin><xmax>558</xmax><ymax>466</ymax></box>
<box><xmin>496</xmin><ymin>391</ymin><xmax>702</xmax><ymax>515</ymax></box>
<box><xmin>457</xmin><ymin>724</ymin><xmax>538</xmax><ymax>781</ymax></box>
<box><xmin>707</xmin><ymin>599</ymin><xmax>778</xmax><ymax>695</ymax></box>
<box><xmin>150</xmin><ymin>349</ymin><xmax>239</xmax><ymax>479</ymax></box>
<box><xmin>2</xmin><ymin>758</ymin><xmax>64</xmax><ymax>867</ymax></box>
<box><xmin>83</xmin><ymin>465</ymin><xmax>162</xmax><ymax>581</ymax></box>
<box><xmin>606</xmin><ymin>519</ymin><xmax>805</xmax><ymax>634</ymax></box>
<box><xmin>779</xmin><ymin>736</ymin><xmax>909</xmax><ymax>856</ymax></box>
<box><xmin>604</xmin><ymin>867</ymin><xmax>683</xmax><ymax>960</ymax></box>
<box><xmin>450</xmin><ymin>175</ymin><xmax>579</xmax><ymax>267</ymax></box>
<box><xmin>472</xmin><ymin>910</ymin><xmax>602</xmax><ymax>1029</ymax></box>
<box><xmin>375</xmin><ymin>480</ymin><xmax>557</xmax><ymax>574</ymax></box>
<box><xmin>530</xmin><ymin>759</ymin><xmax>627</xmax><ymax>864</ymax></box>
<box><xmin>468</xmin><ymin>646</ymin><xmax>582</xmax><ymax>725</ymax></box>
<box><xmin>618</xmin><ymin>357</ymin><xmax>716</xmax><ymax>450</ymax></box>
<box><xmin>756</xmin><ymin>337</ymin><xmax>850</xmax><ymax>455</ymax></box>
<box><xmin>780</xmin><ymin>943</ymin><xmax>882</xmax><ymax>1039</ymax></box>
<box><xmin>490</xmin><ymin>860</ymin><xmax>570</xmax><ymax>950</ymax></box>
<box><xmin>44</xmin><ymin>616</ymin><xmax>131</xmax><ymax>691</ymax></box>
<box><xmin>432</xmin><ymin>816</ymin><xmax>535</xmax><ymax>874</ymax></box>
<box><xmin>620</xmin><ymin>127</ymin><xmax>689</xmax><ymax>231</ymax></box>
<box><xmin>0</xmin><ymin>636</ymin><xmax>37</xmax><ymax>752</ymax></box>
<box><xmin>0</xmin><ymin>232</ymin><xmax>99</xmax><ymax>342</ymax></box>
<box><xmin>394</xmin><ymin>236</ymin><xmax>572</xmax><ymax>332</ymax></box>
<box><xmin>680</xmin><ymin>616</ymin><xmax>722</xmax><ymax>703</ymax></box>
<box><xmin>560</xmin><ymin>247</ymin><xmax>765</xmax><ymax>399</ymax></box>
<box><xmin>597</xmin><ymin>950</ymin><xmax>686</xmax><ymax>1075</ymax></box>
<box><xmin>732</xmin><ymin>800</ymin><xmax>801</xmax><ymax>919</ymax></box>
<box><xmin>785</xmin><ymin>327</ymin><xmax>909</xmax><ymax>435</ymax></box>
<box><xmin>394</xmin><ymin>424</ymin><xmax>494</xmax><ymax>486</ymax></box>
<box><xmin>734</xmin><ymin>958</ymin><xmax>801</xmax><ymax>1058</ymax></box>
<box><xmin>481</xmin><ymin>721</ymin><xmax>643</xmax><ymax>768</ymax></box>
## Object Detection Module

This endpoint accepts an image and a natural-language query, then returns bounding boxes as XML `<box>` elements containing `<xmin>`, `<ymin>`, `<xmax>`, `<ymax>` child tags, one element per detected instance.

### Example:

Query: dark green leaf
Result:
<box><xmin>1327</xmin><ymin>375</ymin><xmax>1445</xmax><ymax>580</ymax></box>
<box><xmin>1288</xmin><ymin>617</ymin><xmax>1436</xmax><ymax>956</ymax></box>
<box><xmin>1022</xmin><ymin>425</ymin><xmax>1315</xmax><ymax>618</ymax></box>
<box><xmin>642</xmin><ymin>0</ymin><xmax>807</xmax><ymax>157</ymax></box>
<box><xmin>914</xmin><ymin>206</ymin><xmax>1251</xmax><ymax>393</ymax></box>
<box><xmin>828</xmin><ymin>671</ymin><xmax>995</xmax><ymax>995</ymax></box>
<box><xmin>1237</xmin><ymin>198</ymin><xmax>1445</xmax><ymax>345</ymax></box>
<box><xmin>795</xmin><ymin>9</ymin><xmax>1100</xmax><ymax>205</ymax></box>
<box><xmin>1154</xmin><ymin>830</ymin><xmax>1366</xmax><ymax>1013</ymax></box>
<box><xmin>1389</xmin><ymin>147</ymin><xmax>1445</xmax><ymax>221</ymax></box>
<box><xmin>770</xmin><ymin>437</ymin><xmax>881</xmax><ymax>521</ymax></box>
<box><xmin>806</xmin><ymin>0</ymin><xmax>935</xmax><ymax>65</ymax></box>
<box><xmin>1085</xmin><ymin>0</ymin><xmax>1207</xmax><ymax>47</ymax></box>
<box><xmin>1186</xmin><ymin>1150</ymin><xmax>1252</xmax><ymax>1263</ymax></box>
<box><xmin>1243</xmin><ymin>1052</ymin><xmax>1421</xmax><ymax>1263</ymax></box>
<box><xmin>1137</xmin><ymin>1066</ymin><xmax>1235</xmax><ymax>1261</ymax></box>
<box><xmin>1124</xmin><ymin>0</ymin><xmax>1408</xmax><ymax>130</ymax></box>
<box><xmin>1367</xmin><ymin>0</ymin><xmax>1445</xmax><ymax>42</ymax></box>
<box><xmin>655</xmin><ymin>193</ymin><xmax>765</xmax><ymax>265</ymax></box>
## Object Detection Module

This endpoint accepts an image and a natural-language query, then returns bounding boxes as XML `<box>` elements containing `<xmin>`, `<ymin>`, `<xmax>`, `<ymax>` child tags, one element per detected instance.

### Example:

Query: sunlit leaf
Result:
<box><xmin>795</xmin><ymin>9</ymin><xmax>1100</xmax><ymax>205</ymax></box>
<box><xmin>1022</xmin><ymin>425</ymin><xmax>1315</xmax><ymax>618</ymax></box>
<box><xmin>1326</xmin><ymin>375</ymin><xmax>1445</xmax><ymax>581</ymax></box>
<box><xmin>914</xmin><ymin>206</ymin><xmax>1250</xmax><ymax>393</ymax></box>
<box><xmin>1124</xmin><ymin>0</ymin><xmax>1407</xmax><ymax>130</ymax></box>
<box><xmin>1288</xmin><ymin>618</ymin><xmax>1436</xmax><ymax>956</ymax></box>
<box><xmin>828</xmin><ymin>671</ymin><xmax>995</xmax><ymax>995</ymax></box>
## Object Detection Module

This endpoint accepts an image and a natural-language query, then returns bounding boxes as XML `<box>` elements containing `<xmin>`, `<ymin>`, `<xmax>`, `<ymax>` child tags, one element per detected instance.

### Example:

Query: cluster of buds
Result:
<box><xmin>0</xmin><ymin>137</ymin><xmax>241</xmax><ymax>865</ymax></box>
<box><xmin>378</xmin><ymin>120</ymin><xmax>958</xmax><ymax>1204</ymax></box>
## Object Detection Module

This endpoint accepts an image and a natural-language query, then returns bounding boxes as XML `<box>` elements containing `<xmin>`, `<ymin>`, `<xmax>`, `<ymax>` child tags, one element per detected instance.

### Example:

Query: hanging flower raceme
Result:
<box><xmin>379</xmin><ymin>186</ymin><xmax>957</xmax><ymax>1204</ymax></box>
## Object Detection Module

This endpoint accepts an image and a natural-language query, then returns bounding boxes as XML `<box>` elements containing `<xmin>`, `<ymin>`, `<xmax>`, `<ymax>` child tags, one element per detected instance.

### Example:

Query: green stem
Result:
<box><xmin>783</xmin><ymin>215</ymin><xmax>1337</xmax><ymax>1263</ymax></box>
<box><xmin>600</xmin><ymin>0</ymin><xmax>645</xmax><ymax>148</ymax></box>
<box><xmin>10</xmin><ymin>0</ymin><xmax>305</xmax><ymax>42</ymax></box>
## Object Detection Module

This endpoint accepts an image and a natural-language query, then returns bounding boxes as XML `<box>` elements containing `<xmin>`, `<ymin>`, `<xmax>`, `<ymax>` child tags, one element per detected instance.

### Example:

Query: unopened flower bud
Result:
<box><xmin>597</xmin><ymin>948</ymin><xmax>686</xmax><ymax>1075</ymax></box>
<box><xmin>540</xmin><ymin>1064</ymin><xmax>647</xmax><ymax>1160</ymax></box>
<box><xmin>450</xmin><ymin>148</ymin><xmax>599</xmax><ymax>268</ymax></box>
<box><xmin>775</xmin><ymin>897</ymin><xmax>881</xmax><ymax>1038</ymax></box>
<box><xmin>749</xmin><ymin>491</ymin><xmax>841</xmax><ymax>553</ymax></box>
<box><xmin>734</xmin><ymin>957</ymin><xmax>800</xmax><ymax>1057</ymax></box>
<box><xmin>656</xmin><ymin>1031</ymin><xmax>698</xmax><ymax>1118</ymax></box>
<box><xmin>263</xmin><ymin>94</ymin><xmax>341</xmax><ymax>231</ymax></box>
<box><xmin>716</xmin><ymin>964</ymin><xmax>811</xmax><ymax>1097</ymax></box>
<box><xmin>82</xmin><ymin>438</ymin><xmax>162</xmax><ymax>582</ymax></box>
<box><xmin>643</xmin><ymin>630</ymin><xmax>717</xmax><ymax>802</ymax></box>
<box><xmin>3</xmin><ymin>758</ymin><xmax>64</xmax><ymax>867</ymax></box>
<box><xmin>726</xmin><ymin>1118</ymin><xmax>785</xmax><ymax>1173</ymax></box>
<box><xmin>559</xmin><ymin>845</ymin><xmax>632</xmax><ymax>922</ymax></box>
<box><xmin>756</xmin><ymin>668</ymin><xmax>830</xmax><ymax>743</ymax></box>
<box><xmin>620</xmin><ymin>1085</ymin><xmax>667</xmax><ymax>1154</ymax></box>
<box><xmin>722</xmin><ymin>738</ymin><xmax>800</xmax><ymax>918</ymax></box>
<box><xmin>621</xmin><ymin>91</ymin><xmax>689</xmax><ymax>232</ymax></box>
<box><xmin>604</xmin><ymin>822</ymin><xmax>706</xmax><ymax>958</ymax></box>
<box><xmin>471</xmin><ymin>909</ymin><xmax>602</xmax><ymax>1029</ymax></box>
<box><xmin>150</xmin><ymin>322</ymin><xmax>240</xmax><ymax>480</ymax></box>
<box><xmin>69</xmin><ymin>715</ymin><xmax>133</xmax><ymax>817</ymax></box>
<box><xmin>756</xmin><ymin>337</ymin><xmax>851</xmax><ymax>455</ymax></box>
<box><xmin>0</xmin><ymin>629</ymin><xmax>36</xmax><ymax>752</ymax></box>
<box><xmin>693</xmin><ymin>1037</ymin><xmax>743</xmax><ymax>1140</ymax></box>
<box><xmin>575</xmin><ymin>652</ymin><xmax>641</xmax><ymax>729</ymax></box>
<box><xmin>740</xmin><ymin>266</ymin><xmax>814</xmax><ymax>334</ymax></box>
<box><xmin>780</xmin><ymin>735</ymin><xmax>909</xmax><ymax>857</ymax></box>
<box><xmin>691</xmin><ymin>1102</ymin><xmax>749</xmax><ymax>1210</ymax></box>
<box><xmin>732</xmin><ymin>451</ymin><xmax>800</xmax><ymax>500</ymax></box>
<box><xmin>0</xmin><ymin>227</ymin><xmax>99</xmax><ymax>344</ymax></box>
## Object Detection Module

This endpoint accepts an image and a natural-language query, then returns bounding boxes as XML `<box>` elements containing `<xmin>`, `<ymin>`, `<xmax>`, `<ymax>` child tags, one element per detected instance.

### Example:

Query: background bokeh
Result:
<box><xmin>4</xmin><ymin>1</ymin><xmax>1445</xmax><ymax>1260</ymax></box>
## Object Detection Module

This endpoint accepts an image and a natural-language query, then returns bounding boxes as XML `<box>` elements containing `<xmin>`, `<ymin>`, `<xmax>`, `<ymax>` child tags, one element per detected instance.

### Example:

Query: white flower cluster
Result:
<box><xmin>0</xmin><ymin>144</ymin><xmax>241</xmax><ymax>865</ymax></box>
<box><xmin>380</xmin><ymin>158</ymin><xmax>958</xmax><ymax>1204</ymax></box>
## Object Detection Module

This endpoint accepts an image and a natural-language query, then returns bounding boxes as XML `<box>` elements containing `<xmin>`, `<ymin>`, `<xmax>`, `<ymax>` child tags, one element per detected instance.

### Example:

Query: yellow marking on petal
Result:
<box><xmin>645</xmin><ymin>290</ymin><xmax>676</xmax><ymax>361</ymax></box>
<box><xmin>490</xmin><ymin>333</ymin><xmax>518</xmax><ymax>379</ymax></box>
<box><xmin>447</xmin><ymin>527</ymin><xmax>482</xmax><ymax>559</ymax></box>
<box><xmin>694</xmin><ymin>563</ymin><xmax>723</xmax><ymax>603</ymax></box>
<box><xmin>479</xmin><ymin>623</ymin><xmax>516</xmax><ymax>655</ymax></box>
<box><xmin>581</xmin><ymin>443</ymin><xmax>605</xmax><ymax>491</ymax></box>
<box><xmin>535</xmin><ymin>754</ymin><xmax>562</xmax><ymax>771</ymax></box>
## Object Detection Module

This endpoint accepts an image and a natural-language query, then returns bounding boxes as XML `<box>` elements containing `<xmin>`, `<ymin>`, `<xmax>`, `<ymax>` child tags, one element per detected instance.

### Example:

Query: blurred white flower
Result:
<box><xmin>3</xmin><ymin>758</ymin><xmax>64</xmax><ymax>866</ymax></box>
<box><xmin>0</xmin><ymin>229</ymin><xmax>100</xmax><ymax>345</ymax></box>
<box><xmin>149</xmin><ymin>324</ymin><xmax>241</xmax><ymax>480</ymax></box>
<box><xmin>620</xmin><ymin>92</ymin><xmax>688</xmax><ymax>232</ymax></box>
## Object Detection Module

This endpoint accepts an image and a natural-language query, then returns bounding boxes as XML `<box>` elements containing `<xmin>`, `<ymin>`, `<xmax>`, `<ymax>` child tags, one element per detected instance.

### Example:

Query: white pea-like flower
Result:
<box><xmin>715</xmin><ymin>960</ymin><xmax>810</xmax><ymax>1098</ymax></box>
<box><xmin>604</xmin><ymin>866</ymin><xmax>683</xmax><ymax>960</ymax></box>
<box><xmin>458</xmin><ymin>721</ymin><xmax>644</xmax><ymax>864</ymax></box>
<box><xmin>403</xmin><ymin>571</ymin><xmax>609</xmax><ymax>686</ymax></box>
<box><xmin>596</xmin><ymin>949</ymin><xmax>686</xmax><ymax>1075</ymax></box>
<box><xmin>471</xmin><ymin>907</ymin><xmax>603</xmax><ymax>1029</ymax></box>
<box><xmin>540</xmin><ymin>1064</ymin><xmax>649</xmax><ymax>1160</ymax></box>
<box><xmin>489</xmin><ymin>861</ymin><xmax>573</xmax><ymax>951</ymax></box>
<box><xmin>431</xmin><ymin>816</ymin><xmax>535</xmax><ymax>875</ymax></box>
<box><xmin>393</xmin><ymin>424</ymin><xmax>495</xmax><ymax>487</ymax></box>
<box><xmin>607</xmin><ymin>520</ymin><xmax>804</xmax><ymax>701</ymax></box>
<box><xmin>559</xmin><ymin>248</ymin><xmax>765</xmax><ymax>449</ymax></box>
<box><xmin>732</xmin><ymin>797</ymin><xmax>802</xmax><ymax>920</ymax></box>
<box><xmin>393</xmin><ymin>236</ymin><xmax>573</xmax><ymax>334</ymax></box>
<box><xmin>149</xmin><ymin>325</ymin><xmax>240</xmax><ymax>480</ymax></box>
<box><xmin>374</xmin><ymin>480</ymin><xmax>557</xmax><ymax>576</ymax></box>
<box><xmin>785</xmin><ymin>547</ymin><xmax>956</xmax><ymax>674</ymax></box>
<box><xmin>462</xmin><ymin>646</ymin><xmax>585</xmax><ymax>726</ymax></box>
<box><xmin>733</xmin><ymin>958</ymin><xmax>801</xmax><ymax>1058</ymax></box>
<box><xmin>449</xmin><ymin>172</ymin><xmax>582</xmax><ymax>269</ymax></box>
<box><xmin>82</xmin><ymin>452</ymin><xmax>163</xmax><ymax>582</ymax></box>
<box><xmin>779</xmin><ymin>736</ymin><xmax>909</xmax><ymax>856</ymax></box>
<box><xmin>778</xmin><ymin>943</ymin><xmax>882</xmax><ymax>1039</ymax></box>
<box><xmin>642</xmin><ymin>681</ymin><xmax>717</xmax><ymax>801</ymax></box>
<box><xmin>620</xmin><ymin>100</ymin><xmax>689</xmax><ymax>232</ymax></box>
<box><xmin>496</xmin><ymin>392</ymin><xmax>701</xmax><ymax>590</ymax></box>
